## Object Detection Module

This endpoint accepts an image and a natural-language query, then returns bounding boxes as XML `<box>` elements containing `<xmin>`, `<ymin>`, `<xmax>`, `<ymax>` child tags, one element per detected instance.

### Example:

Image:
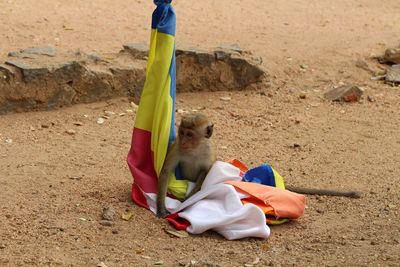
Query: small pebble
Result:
<box><xmin>99</xmin><ymin>220</ymin><xmax>114</xmax><ymax>227</ymax></box>
<box><xmin>102</xmin><ymin>205</ymin><xmax>116</xmax><ymax>221</ymax></box>
<box><xmin>65</xmin><ymin>129</ymin><xmax>76</xmax><ymax>135</ymax></box>
<box><xmin>104</xmin><ymin>111</ymin><xmax>115</xmax><ymax>115</ymax></box>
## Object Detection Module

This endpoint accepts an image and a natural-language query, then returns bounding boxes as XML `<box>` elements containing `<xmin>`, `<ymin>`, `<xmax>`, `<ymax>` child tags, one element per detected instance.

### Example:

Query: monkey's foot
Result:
<box><xmin>156</xmin><ymin>209</ymin><xmax>169</xmax><ymax>218</ymax></box>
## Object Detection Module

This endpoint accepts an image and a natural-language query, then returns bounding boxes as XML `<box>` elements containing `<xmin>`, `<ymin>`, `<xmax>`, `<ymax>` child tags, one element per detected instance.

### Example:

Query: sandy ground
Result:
<box><xmin>1</xmin><ymin>0</ymin><xmax>400</xmax><ymax>266</ymax></box>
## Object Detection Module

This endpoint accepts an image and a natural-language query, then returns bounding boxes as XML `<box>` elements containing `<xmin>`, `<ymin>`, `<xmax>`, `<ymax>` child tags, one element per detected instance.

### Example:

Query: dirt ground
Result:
<box><xmin>1</xmin><ymin>0</ymin><xmax>400</xmax><ymax>266</ymax></box>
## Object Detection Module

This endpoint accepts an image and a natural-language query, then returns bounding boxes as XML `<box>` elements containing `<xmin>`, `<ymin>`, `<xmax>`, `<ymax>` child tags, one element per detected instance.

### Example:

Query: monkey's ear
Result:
<box><xmin>205</xmin><ymin>124</ymin><xmax>214</xmax><ymax>138</ymax></box>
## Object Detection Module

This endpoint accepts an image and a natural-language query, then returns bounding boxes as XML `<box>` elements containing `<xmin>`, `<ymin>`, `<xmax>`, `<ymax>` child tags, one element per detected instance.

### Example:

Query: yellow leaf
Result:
<box><xmin>165</xmin><ymin>229</ymin><xmax>189</xmax><ymax>238</ymax></box>
<box><xmin>121</xmin><ymin>212</ymin><xmax>133</xmax><ymax>221</ymax></box>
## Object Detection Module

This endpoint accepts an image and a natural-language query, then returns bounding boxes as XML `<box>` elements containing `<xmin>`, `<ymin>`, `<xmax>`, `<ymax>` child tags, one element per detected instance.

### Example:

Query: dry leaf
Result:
<box><xmin>130</xmin><ymin>102</ymin><xmax>139</xmax><ymax>110</ymax></box>
<box><xmin>165</xmin><ymin>229</ymin><xmax>189</xmax><ymax>238</ymax></box>
<box><xmin>121</xmin><ymin>212</ymin><xmax>133</xmax><ymax>221</ymax></box>
<box><xmin>135</xmin><ymin>249</ymin><xmax>145</xmax><ymax>254</ymax></box>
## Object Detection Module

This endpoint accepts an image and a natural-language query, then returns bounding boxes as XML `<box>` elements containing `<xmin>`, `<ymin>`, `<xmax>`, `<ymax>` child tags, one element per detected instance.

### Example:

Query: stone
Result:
<box><xmin>0</xmin><ymin>44</ymin><xmax>267</xmax><ymax>114</ymax></box>
<box><xmin>65</xmin><ymin>129</ymin><xmax>76</xmax><ymax>135</ymax></box>
<box><xmin>102</xmin><ymin>205</ymin><xmax>116</xmax><ymax>221</ymax></box>
<box><xmin>325</xmin><ymin>85</ymin><xmax>363</xmax><ymax>102</ymax></box>
<box><xmin>109</xmin><ymin>67</ymin><xmax>146</xmax><ymax>99</ymax></box>
<box><xmin>20</xmin><ymin>46</ymin><xmax>57</xmax><ymax>57</ymax></box>
<box><xmin>5</xmin><ymin>60</ymin><xmax>49</xmax><ymax>84</ymax></box>
<box><xmin>356</xmin><ymin>58</ymin><xmax>374</xmax><ymax>74</ymax></box>
<box><xmin>214</xmin><ymin>50</ymin><xmax>231</xmax><ymax>60</ymax></box>
<box><xmin>22</xmin><ymin>54</ymin><xmax>39</xmax><ymax>59</ymax></box>
<box><xmin>47</xmin><ymin>85</ymin><xmax>76</xmax><ymax>110</ymax></box>
<box><xmin>8</xmin><ymin>51</ymin><xmax>21</xmax><ymax>57</ymax></box>
<box><xmin>5</xmin><ymin>59</ymin><xmax>32</xmax><ymax>69</ymax></box>
<box><xmin>382</xmin><ymin>48</ymin><xmax>400</xmax><ymax>64</ymax></box>
<box><xmin>98</xmin><ymin>220</ymin><xmax>114</xmax><ymax>227</ymax></box>
<box><xmin>385</xmin><ymin>64</ymin><xmax>400</xmax><ymax>83</ymax></box>
<box><xmin>218</xmin><ymin>43</ymin><xmax>243</xmax><ymax>54</ymax></box>
<box><xmin>122</xmin><ymin>43</ymin><xmax>149</xmax><ymax>59</ymax></box>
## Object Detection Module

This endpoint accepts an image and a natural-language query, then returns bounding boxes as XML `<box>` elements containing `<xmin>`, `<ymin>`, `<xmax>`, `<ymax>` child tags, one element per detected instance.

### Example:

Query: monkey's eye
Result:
<box><xmin>186</xmin><ymin>132</ymin><xmax>193</xmax><ymax>137</ymax></box>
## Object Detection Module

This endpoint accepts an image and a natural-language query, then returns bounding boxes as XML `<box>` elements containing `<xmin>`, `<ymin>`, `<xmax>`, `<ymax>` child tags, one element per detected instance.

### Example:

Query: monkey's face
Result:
<box><xmin>178</xmin><ymin>128</ymin><xmax>200</xmax><ymax>153</ymax></box>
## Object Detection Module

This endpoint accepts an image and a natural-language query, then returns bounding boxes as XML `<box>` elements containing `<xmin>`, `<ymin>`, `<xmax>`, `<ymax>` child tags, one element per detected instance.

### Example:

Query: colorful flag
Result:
<box><xmin>127</xmin><ymin>0</ymin><xmax>187</xmax><ymax>209</ymax></box>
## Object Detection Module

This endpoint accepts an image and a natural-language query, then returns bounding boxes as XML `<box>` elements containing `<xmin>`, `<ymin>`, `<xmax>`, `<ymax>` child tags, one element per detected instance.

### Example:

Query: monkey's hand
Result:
<box><xmin>156</xmin><ymin>208</ymin><xmax>169</xmax><ymax>218</ymax></box>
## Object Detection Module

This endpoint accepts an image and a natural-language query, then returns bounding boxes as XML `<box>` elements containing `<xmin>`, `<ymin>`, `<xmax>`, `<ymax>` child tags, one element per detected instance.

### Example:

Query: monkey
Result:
<box><xmin>285</xmin><ymin>185</ymin><xmax>361</xmax><ymax>198</ymax></box>
<box><xmin>156</xmin><ymin>113</ymin><xmax>216</xmax><ymax>218</ymax></box>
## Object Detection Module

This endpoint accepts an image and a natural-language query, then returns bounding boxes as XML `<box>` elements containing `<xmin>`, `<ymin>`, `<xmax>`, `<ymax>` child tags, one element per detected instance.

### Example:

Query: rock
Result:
<box><xmin>0</xmin><ymin>44</ymin><xmax>267</xmax><ymax>114</ymax></box>
<box><xmin>0</xmin><ymin>64</ymin><xmax>15</xmax><ymax>84</ymax></box>
<box><xmin>214</xmin><ymin>50</ymin><xmax>231</xmax><ymax>60</ymax></box>
<box><xmin>356</xmin><ymin>58</ymin><xmax>374</xmax><ymax>74</ymax></box>
<box><xmin>324</xmin><ymin>85</ymin><xmax>363</xmax><ymax>102</ymax></box>
<box><xmin>385</xmin><ymin>64</ymin><xmax>400</xmax><ymax>83</ymax></box>
<box><xmin>99</xmin><ymin>220</ymin><xmax>114</xmax><ymax>227</ymax></box>
<box><xmin>65</xmin><ymin>129</ymin><xmax>76</xmax><ymax>135</ymax></box>
<box><xmin>122</xmin><ymin>43</ymin><xmax>149</xmax><ymax>59</ymax></box>
<box><xmin>8</xmin><ymin>51</ymin><xmax>21</xmax><ymax>57</ymax></box>
<box><xmin>218</xmin><ymin>43</ymin><xmax>243</xmax><ymax>54</ymax></box>
<box><xmin>22</xmin><ymin>54</ymin><xmax>39</xmax><ymax>59</ymax></box>
<box><xmin>175</xmin><ymin>46</ymin><xmax>265</xmax><ymax>92</ymax></box>
<box><xmin>20</xmin><ymin>46</ymin><xmax>57</xmax><ymax>57</ymax></box>
<box><xmin>382</xmin><ymin>48</ymin><xmax>400</xmax><ymax>64</ymax></box>
<box><xmin>102</xmin><ymin>205</ymin><xmax>116</xmax><ymax>221</ymax></box>
<box><xmin>5</xmin><ymin>59</ymin><xmax>50</xmax><ymax>84</ymax></box>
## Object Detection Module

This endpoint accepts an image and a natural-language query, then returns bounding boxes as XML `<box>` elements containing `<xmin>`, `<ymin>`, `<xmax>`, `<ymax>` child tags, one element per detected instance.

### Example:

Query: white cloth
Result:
<box><xmin>143</xmin><ymin>161</ymin><xmax>270</xmax><ymax>240</ymax></box>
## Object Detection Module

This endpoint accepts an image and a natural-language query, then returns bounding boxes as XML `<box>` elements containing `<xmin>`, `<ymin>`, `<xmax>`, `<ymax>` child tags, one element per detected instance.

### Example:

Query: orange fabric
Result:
<box><xmin>241</xmin><ymin>198</ymin><xmax>275</xmax><ymax>215</ymax></box>
<box><xmin>225</xmin><ymin>181</ymin><xmax>306</xmax><ymax>219</ymax></box>
<box><xmin>227</xmin><ymin>159</ymin><xmax>249</xmax><ymax>172</ymax></box>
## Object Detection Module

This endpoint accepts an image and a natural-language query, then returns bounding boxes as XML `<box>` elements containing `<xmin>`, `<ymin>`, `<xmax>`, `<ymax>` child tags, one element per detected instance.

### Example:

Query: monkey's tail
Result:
<box><xmin>285</xmin><ymin>186</ymin><xmax>362</xmax><ymax>198</ymax></box>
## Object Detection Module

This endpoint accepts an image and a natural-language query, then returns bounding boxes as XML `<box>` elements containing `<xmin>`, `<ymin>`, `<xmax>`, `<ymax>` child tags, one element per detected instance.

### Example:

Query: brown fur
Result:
<box><xmin>156</xmin><ymin>113</ymin><xmax>215</xmax><ymax>218</ymax></box>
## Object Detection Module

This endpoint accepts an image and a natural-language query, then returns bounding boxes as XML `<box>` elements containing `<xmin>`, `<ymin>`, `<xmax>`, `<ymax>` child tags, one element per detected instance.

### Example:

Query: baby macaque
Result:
<box><xmin>156</xmin><ymin>113</ymin><xmax>216</xmax><ymax>218</ymax></box>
